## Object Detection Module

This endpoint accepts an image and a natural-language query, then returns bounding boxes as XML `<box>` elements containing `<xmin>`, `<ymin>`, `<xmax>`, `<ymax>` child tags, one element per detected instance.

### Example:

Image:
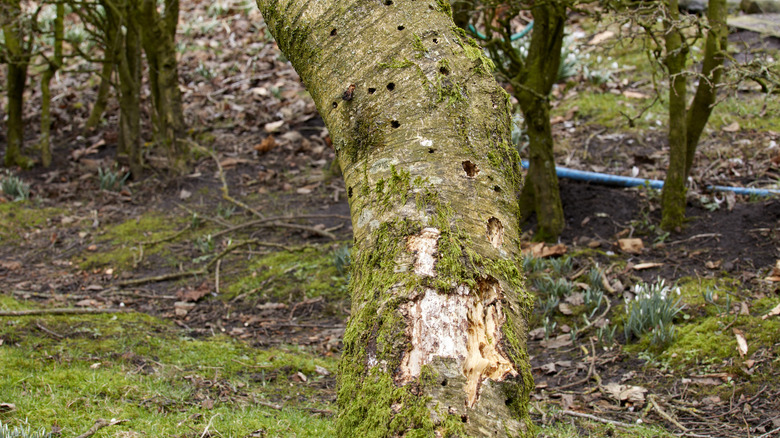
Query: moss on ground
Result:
<box><xmin>0</xmin><ymin>202</ymin><xmax>64</xmax><ymax>243</ymax></box>
<box><xmin>0</xmin><ymin>297</ymin><xmax>337</xmax><ymax>437</ymax></box>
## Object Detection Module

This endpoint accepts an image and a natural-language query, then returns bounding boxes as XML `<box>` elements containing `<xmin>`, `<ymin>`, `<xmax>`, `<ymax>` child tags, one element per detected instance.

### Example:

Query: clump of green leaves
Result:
<box><xmin>1</xmin><ymin>171</ymin><xmax>30</xmax><ymax>201</ymax></box>
<box><xmin>98</xmin><ymin>167</ymin><xmax>129</xmax><ymax>192</ymax></box>
<box><xmin>0</xmin><ymin>420</ymin><xmax>50</xmax><ymax>438</ymax></box>
<box><xmin>624</xmin><ymin>279</ymin><xmax>683</xmax><ymax>347</ymax></box>
<box><xmin>332</xmin><ymin>245</ymin><xmax>351</xmax><ymax>277</ymax></box>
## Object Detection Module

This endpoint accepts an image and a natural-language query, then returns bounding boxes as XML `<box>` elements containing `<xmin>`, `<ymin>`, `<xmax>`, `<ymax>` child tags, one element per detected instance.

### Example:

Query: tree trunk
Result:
<box><xmin>85</xmin><ymin>40</ymin><xmax>117</xmax><ymax>131</ymax></box>
<box><xmin>2</xmin><ymin>0</ymin><xmax>32</xmax><ymax>168</ymax></box>
<box><xmin>514</xmin><ymin>1</ymin><xmax>566</xmax><ymax>241</ymax></box>
<box><xmin>255</xmin><ymin>1</ymin><xmax>534</xmax><ymax>436</ymax></box>
<box><xmin>683</xmin><ymin>0</ymin><xmax>727</xmax><ymax>177</ymax></box>
<box><xmin>661</xmin><ymin>0</ymin><xmax>689</xmax><ymax>231</ymax></box>
<box><xmin>114</xmin><ymin>0</ymin><xmax>143</xmax><ymax>177</ymax></box>
<box><xmin>140</xmin><ymin>0</ymin><xmax>188</xmax><ymax>171</ymax></box>
<box><xmin>40</xmin><ymin>2</ymin><xmax>65</xmax><ymax>168</ymax></box>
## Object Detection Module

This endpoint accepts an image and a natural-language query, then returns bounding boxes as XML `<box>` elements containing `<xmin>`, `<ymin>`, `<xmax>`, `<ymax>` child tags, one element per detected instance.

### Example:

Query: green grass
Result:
<box><xmin>0</xmin><ymin>202</ymin><xmax>64</xmax><ymax>243</ymax></box>
<box><xmin>0</xmin><ymin>300</ymin><xmax>337</xmax><ymax>437</ymax></box>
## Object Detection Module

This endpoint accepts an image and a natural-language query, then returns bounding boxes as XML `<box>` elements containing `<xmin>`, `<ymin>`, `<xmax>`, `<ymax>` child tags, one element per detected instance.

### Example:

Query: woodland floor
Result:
<box><xmin>1</xmin><ymin>2</ymin><xmax>779</xmax><ymax>437</ymax></box>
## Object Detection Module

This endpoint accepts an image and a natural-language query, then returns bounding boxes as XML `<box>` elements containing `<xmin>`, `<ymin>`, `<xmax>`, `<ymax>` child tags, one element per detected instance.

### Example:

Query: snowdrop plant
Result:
<box><xmin>623</xmin><ymin>279</ymin><xmax>683</xmax><ymax>347</ymax></box>
<box><xmin>0</xmin><ymin>420</ymin><xmax>50</xmax><ymax>438</ymax></box>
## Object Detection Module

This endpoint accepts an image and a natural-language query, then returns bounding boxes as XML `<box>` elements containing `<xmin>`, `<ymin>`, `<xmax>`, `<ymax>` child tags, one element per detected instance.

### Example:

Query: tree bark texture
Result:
<box><xmin>2</xmin><ymin>0</ymin><xmax>32</xmax><ymax>168</ymax></box>
<box><xmin>139</xmin><ymin>0</ymin><xmax>188</xmax><ymax>171</ymax></box>
<box><xmin>114</xmin><ymin>0</ymin><xmax>143</xmax><ymax>177</ymax></box>
<box><xmin>40</xmin><ymin>2</ymin><xmax>65</xmax><ymax>168</ymax></box>
<box><xmin>85</xmin><ymin>32</ymin><xmax>118</xmax><ymax>130</ymax></box>
<box><xmin>683</xmin><ymin>0</ymin><xmax>727</xmax><ymax>177</ymax></box>
<box><xmin>256</xmin><ymin>1</ymin><xmax>534</xmax><ymax>436</ymax></box>
<box><xmin>514</xmin><ymin>1</ymin><xmax>566</xmax><ymax>242</ymax></box>
<box><xmin>661</xmin><ymin>0</ymin><xmax>689</xmax><ymax>230</ymax></box>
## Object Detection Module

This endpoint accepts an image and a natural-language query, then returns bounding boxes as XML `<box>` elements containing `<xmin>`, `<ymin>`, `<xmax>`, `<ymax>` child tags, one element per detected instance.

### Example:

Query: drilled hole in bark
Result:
<box><xmin>397</xmin><ymin>25</ymin><xmax>405</xmax><ymax>30</ymax></box>
<box><xmin>462</xmin><ymin>160</ymin><xmax>478</xmax><ymax>177</ymax></box>
<box><xmin>440</xmin><ymin>378</ymin><xmax>448</xmax><ymax>386</ymax></box>
<box><xmin>439</xmin><ymin>66</ymin><xmax>449</xmax><ymax>75</ymax></box>
<box><xmin>368</xmin><ymin>87</ymin><xmax>376</xmax><ymax>94</ymax></box>
<box><xmin>487</xmin><ymin>217</ymin><xmax>504</xmax><ymax>249</ymax></box>
<box><xmin>505</xmin><ymin>398</ymin><xmax>513</xmax><ymax>406</ymax></box>
<box><xmin>386</xmin><ymin>82</ymin><xmax>395</xmax><ymax>91</ymax></box>
<box><xmin>461</xmin><ymin>414</ymin><xmax>468</xmax><ymax>423</ymax></box>
<box><xmin>428</xmin><ymin>148</ymin><xmax>436</xmax><ymax>154</ymax></box>
<box><xmin>384</xmin><ymin>0</ymin><xmax>393</xmax><ymax>4</ymax></box>
<box><xmin>391</xmin><ymin>120</ymin><xmax>401</xmax><ymax>128</ymax></box>
<box><xmin>493</xmin><ymin>185</ymin><xmax>502</xmax><ymax>193</ymax></box>
<box><xmin>332</xmin><ymin>102</ymin><xmax>338</xmax><ymax>108</ymax></box>
<box><xmin>433</xmin><ymin>38</ymin><xmax>439</xmax><ymax>43</ymax></box>
<box><xmin>348</xmin><ymin>187</ymin><xmax>353</xmax><ymax>198</ymax></box>
<box><xmin>330</xmin><ymin>28</ymin><xmax>337</xmax><ymax>36</ymax></box>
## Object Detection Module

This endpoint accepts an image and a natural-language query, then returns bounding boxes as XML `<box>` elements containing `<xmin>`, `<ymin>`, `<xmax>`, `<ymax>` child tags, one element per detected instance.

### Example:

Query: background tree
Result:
<box><xmin>1</xmin><ymin>0</ymin><xmax>35</xmax><ymax>168</ymax></box>
<box><xmin>255</xmin><ymin>0</ymin><xmax>534</xmax><ymax>436</ymax></box>
<box><xmin>464</xmin><ymin>0</ymin><xmax>570</xmax><ymax>241</ymax></box>
<box><xmin>39</xmin><ymin>1</ymin><xmax>65</xmax><ymax>168</ymax></box>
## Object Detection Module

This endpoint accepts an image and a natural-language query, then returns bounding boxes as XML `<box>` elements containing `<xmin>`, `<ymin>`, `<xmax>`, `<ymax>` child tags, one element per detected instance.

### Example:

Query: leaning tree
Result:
<box><xmin>254</xmin><ymin>0</ymin><xmax>534</xmax><ymax>436</ymax></box>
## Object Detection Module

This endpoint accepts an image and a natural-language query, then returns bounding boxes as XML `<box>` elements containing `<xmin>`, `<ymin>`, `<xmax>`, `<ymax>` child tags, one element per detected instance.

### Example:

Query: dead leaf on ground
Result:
<box><xmin>705</xmin><ymin>260</ymin><xmax>722</xmax><ymax>270</ymax></box>
<box><xmin>540</xmin><ymin>335</ymin><xmax>573</xmax><ymax>350</ymax></box>
<box><xmin>219</xmin><ymin>157</ymin><xmax>253</xmax><ymax>168</ymax></box>
<box><xmin>558</xmin><ymin>303</ymin><xmax>573</xmax><ymax>315</ymax></box>
<box><xmin>75</xmin><ymin>299</ymin><xmax>101</xmax><ymax>308</ymax></box>
<box><xmin>523</xmin><ymin>242</ymin><xmax>567</xmax><ymax>258</ymax></box>
<box><xmin>632</xmin><ymin>262</ymin><xmax>663</xmax><ymax>270</ymax></box>
<box><xmin>264</xmin><ymin>120</ymin><xmax>285</xmax><ymax>133</ymax></box>
<box><xmin>722</xmin><ymin>121</ymin><xmax>740</xmax><ymax>132</ymax></box>
<box><xmin>602</xmin><ymin>383</ymin><xmax>647</xmax><ymax>407</ymax></box>
<box><xmin>0</xmin><ymin>260</ymin><xmax>22</xmax><ymax>271</ymax></box>
<box><xmin>177</xmin><ymin>281</ymin><xmax>211</xmax><ymax>302</ymax></box>
<box><xmin>253</xmin><ymin>136</ymin><xmax>277</xmax><ymax>154</ymax></box>
<box><xmin>174</xmin><ymin>301</ymin><xmax>196</xmax><ymax>317</ymax></box>
<box><xmin>733</xmin><ymin>328</ymin><xmax>748</xmax><ymax>357</ymax></box>
<box><xmin>0</xmin><ymin>403</ymin><xmax>15</xmax><ymax>413</ymax></box>
<box><xmin>618</xmin><ymin>238</ymin><xmax>644</xmax><ymax>254</ymax></box>
<box><xmin>762</xmin><ymin>302</ymin><xmax>780</xmax><ymax>320</ymax></box>
<box><xmin>765</xmin><ymin>260</ymin><xmax>780</xmax><ymax>282</ymax></box>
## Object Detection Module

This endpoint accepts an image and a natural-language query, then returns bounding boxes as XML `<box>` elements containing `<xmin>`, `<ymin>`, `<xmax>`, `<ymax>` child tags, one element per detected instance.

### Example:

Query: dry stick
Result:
<box><xmin>0</xmin><ymin>308</ymin><xmax>129</xmax><ymax>317</ymax></box>
<box><xmin>560</xmin><ymin>410</ymin><xmax>635</xmax><ymax>429</ymax></box>
<box><xmin>210</xmin><ymin>149</ymin><xmax>265</xmax><ymax>220</ymax></box>
<box><xmin>215</xmin><ymin>259</ymin><xmax>222</xmax><ymax>296</ymax></box>
<box><xmin>200</xmin><ymin>413</ymin><xmax>221</xmax><ymax>438</ymax></box>
<box><xmin>35</xmin><ymin>322</ymin><xmax>64</xmax><ymax>339</ymax></box>
<box><xmin>211</xmin><ymin>214</ymin><xmax>349</xmax><ymax>239</ymax></box>
<box><xmin>756</xmin><ymin>426</ymin><xmax>780</xmax><ymax>438</ymax></box>
<box><xmin>74</xmin><ymin>418</ymin><xmax>128</xmax><ymax>438</ymax></box>
<box><xmin>555</xmin><ymin>339</ymin><xmax>598</xmax><ymax>391</ymax></box>
<box><xmin>649</xmin><ymin>395</ymin><xmax>689</xmax><ymax>432</ymax></box>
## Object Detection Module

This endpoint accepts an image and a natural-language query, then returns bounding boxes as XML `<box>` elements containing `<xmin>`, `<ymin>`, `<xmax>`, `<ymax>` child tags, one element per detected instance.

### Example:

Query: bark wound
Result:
<box><xmin>399</xmin><ymin>229</ymin><xmax>517</xmax><ymax>408</ymax></box>
<box><xmin>486</xmin><ymin>217</ymin><xmax>504</xmax><ymax>249</ymax></box>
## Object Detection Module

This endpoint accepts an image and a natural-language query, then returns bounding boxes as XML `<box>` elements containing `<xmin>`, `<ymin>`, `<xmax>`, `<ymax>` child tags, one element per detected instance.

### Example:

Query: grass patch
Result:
<box><xmin>0</xmin><ymin>202</ymin><xmax>63</xmax><ymax>243</ymax></box>
<box><xmin>0</xmin><ymin>299</ymin><xmax>337</xmax><ymax>437</ymax></box>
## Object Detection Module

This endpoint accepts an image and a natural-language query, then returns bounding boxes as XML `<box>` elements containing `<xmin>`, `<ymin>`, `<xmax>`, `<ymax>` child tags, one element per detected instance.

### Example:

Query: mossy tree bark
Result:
<box><xmin>255</xmin><ymin>1</ymin><xmax>534</xmax><ymax>436</ymax></box>
<box><xmin>483</xmin><ymin>0</ymin><xmax>567</xmax><ymax>242</ymax></box>
<box><xmin>2</xmin><ymin>0</ymin><xmax>33</xmax><ymax>168</ymax></box>
<box><xmin>660</xmin><ymin>0</ymin><xmax>726</xmax><ymax>230</ymax></box>
<box><xmin>40</xmin><ymin>1</ymin><xmax>65</xmax><ymax>168</ymax></box>
<box><xmin>113</xmin><ymin>0</ymin><xmax>143</xmax><ymax>177</ymax></box>
<box><xmin>139</xmin><ymin>0</ymin><xmax>188</xmax><ymax>172</ymax></box>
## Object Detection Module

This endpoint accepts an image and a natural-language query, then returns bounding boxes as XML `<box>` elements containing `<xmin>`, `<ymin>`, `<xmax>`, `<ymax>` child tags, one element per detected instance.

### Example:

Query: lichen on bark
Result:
<box><xmin>255</xmin><ymin>0</ymin><xmax>534</xmax><ymax>435</ymax></box>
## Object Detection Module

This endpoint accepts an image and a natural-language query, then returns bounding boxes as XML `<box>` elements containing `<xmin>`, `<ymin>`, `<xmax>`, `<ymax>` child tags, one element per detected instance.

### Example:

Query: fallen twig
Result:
<box><xmin>0</xmin><ymin>308</ymin><xmax>129</xmax><ymax>317</ymax></box>
<box><xmin>560</xmin><ymin>410</ymin><xmax>634</xmax><ymax>429</ymax></box>
<box><xmin>35</xmin><ymin>322</ymin><xmax>64</xmax><ymax>339</ymax></box>
<box><xmin>200</xmin><ymin>413</ymin><xmax>221</xmax><ymax>438</ymax></box>
<box><xmin>649</xmin><ymin>395</ymin><xmax>688</xmax><ymax>432</ymax></box>
<box><xmin>74</xmin><ymin>418</ymin><xmax>128</xmax><ymax>438</ymax></box>
<box><xmin>210</xmin><ymin>149</ymin><xmax>265</xmax><ymax>220</ymax></box>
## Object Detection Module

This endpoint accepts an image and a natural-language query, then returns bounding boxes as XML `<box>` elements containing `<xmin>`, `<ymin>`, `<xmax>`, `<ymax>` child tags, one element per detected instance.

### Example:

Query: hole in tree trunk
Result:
<box><xmin>433</xmin><ymin>38</ymin><xmax>438</xmax><ymax>43</ymax></box>
<box><xmin>487</xmin><ymin>217</ymin><xmax>504</xmax><ymax>249</ymax></box>
<box><xmin>428</xmin><ymin>148</ymin><xmax>436</xmax><ymax>154</ymax></box>
<box><xmin>462</xmin><ymin>160</ymin><xmax>478</xmax><ymax>177</ymax></box>
<box><xmin>493</xmin><ymin>185</ymin><xmax>502</xmax><ymax>193</ymax></box>
<box><xmin>439</xmin><ymin>66</ymin><xmax>449</xmax><ymax>75</ymax></box>
<box><xmin>386</xmin><ymin>82</ymin><xmax>395</xmax><ymax>91</ymax></box>
<box><xmin>330</xmin><ymin>28</ymin><xmax>337</xmax><ymax>36</ymax></box>
<box><xmin>461</xmin><ymin>414</ymin><xmax>468</xmax><ymax>423</ymax></box>
<box><xmin>348</xmin><ymin>187</ymin><xmax>353</xmax><ymax>198</ymax></box>
<box><xmin>391</xmin><ymin>120</ymin><xmax>400</xmax><ymax>128</ymax></box>
<box><xmin>368</xmin><ymin>87</ymin><xmax>376</xmax><ymax>94</ymax></box>
<box><xmin>332</xmin><ymin>102</ymin><xmax>338</xmax><ymax>108</ymax></box>
<box><xmin>384</xmin><ymin>0</ymin><xmax>393</xmax><ymax>4</ymax></box>
<box><xmin>440</xmin><ymin>378</ymin><xmax>448</xmax><ymax>386</ymax></box>
<box><xmin>397</xmin><ymin>25</ymin><xmax>405</xmax><ymax>30</ymax></box>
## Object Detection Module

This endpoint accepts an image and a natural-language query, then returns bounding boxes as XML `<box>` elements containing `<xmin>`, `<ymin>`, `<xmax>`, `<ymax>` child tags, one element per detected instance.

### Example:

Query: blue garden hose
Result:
<box><xmin>520</xmin><ymin>160</ymin><xmax>780</xmax><ymax>197</ymax></box>
<box><xmin>468</xmin><ymin>21</ymin><xmax>534</xmax><ymax>42</ymax></box>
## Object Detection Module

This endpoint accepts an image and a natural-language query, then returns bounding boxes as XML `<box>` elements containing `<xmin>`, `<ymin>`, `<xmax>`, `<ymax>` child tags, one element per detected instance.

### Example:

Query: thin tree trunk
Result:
<box><xmin>85</xmin><ymin>48</ymin><xmax>116</xmax><ymax>130</ymax></box>
<box><xmin>661</xmin><ymin>0</ymin><xmax>689</xmax><ymax>231</ymax></box>
<box><xmin>115</xmin><ymin>0</ymin><xmax>143</xmax><ymax>177</ymax></box>
<box><xmin>140</xmin><ymin>0</ymin><xmax>187</xmax><ymax>171</ymax></box>
<box><xmin>515</xmin><ymin>1</ymin><xmax>566</xmax><ymax>241</ymax></box>
<box><xmin>2</xmin><ymin>0</ymin><xmax>32</xmax><ymax>168</ymax></box>
<box><xmin>255</xmin><ymin>1</ymin><xmax>534</xmax><ymax>436</ymax></box>
<box><xmin>40</xmin><ymin>2</ymin><xmax>65</xmax><ymax>168</ymax></box>
<box><xmin>683</xmin><ymin>0</ymin><xmax>727</xmax><ymax>177</ymax></box>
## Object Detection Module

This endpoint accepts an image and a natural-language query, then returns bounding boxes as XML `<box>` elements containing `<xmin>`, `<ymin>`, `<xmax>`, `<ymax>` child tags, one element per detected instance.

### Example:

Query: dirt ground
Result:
<box><xmin>1</xmin><ymin>2</ymin><xmax>780</xmax><ymax>436</ymax></box>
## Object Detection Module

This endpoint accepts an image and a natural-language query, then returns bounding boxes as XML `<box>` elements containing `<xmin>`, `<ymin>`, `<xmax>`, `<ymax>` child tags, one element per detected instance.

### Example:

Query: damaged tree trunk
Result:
<box><xmin>2</xmin><ymin>0</ymin><xmax>33</xmax><ymax>168</ymax></box>
<box><xmin>255</xmin><ymin>1</ymin><xmax>533</xmax><ymax>436</ymax></box>
<box><xmin>113</xmin><ymin>0</ymin><xmax>143</xmax><ymax>177</ymax></box>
